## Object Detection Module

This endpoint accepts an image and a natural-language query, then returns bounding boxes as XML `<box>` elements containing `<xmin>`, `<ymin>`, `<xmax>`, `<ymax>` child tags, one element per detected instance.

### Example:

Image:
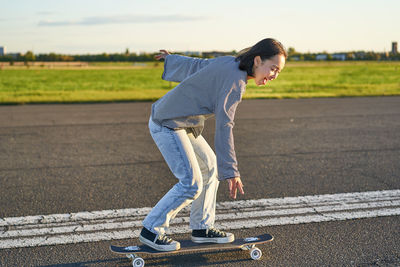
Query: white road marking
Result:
<box><xmin>1</xmin><ymin>189</ymin><xmax>399</xmax><ymax>249</ymax></box>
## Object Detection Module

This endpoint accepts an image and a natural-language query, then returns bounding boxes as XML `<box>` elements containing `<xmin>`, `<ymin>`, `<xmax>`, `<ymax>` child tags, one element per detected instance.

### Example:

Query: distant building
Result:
<box><xmin>392</xmin><ymin>42</ymin><xmax>398</xmax><ymax>54</ymax></box>
<box><xmin>354</xmin><ymin>51</ymin><xmax>365</xmax><ymax>60</ymax></box>
<box><xmin>289</xmin><ymin>56</ymin><xmax>301</xmax><ymax>61</ymax></box>
<box><xmin>316</xmin><ymin>54</ymin><xmax>328</xmax><ymax>61</ymax></box>
<box><xmin>332</xmin><ymin>53</ymin><xmax>346</xmax><ymax>61</ymax></box>
<box><xmin>8</xmin><ymin>53</ymin><xmax>21</xmax><ymax>59</ymax></box>
<box><xmin>0</xmin><ymin>46</ymin><xmax>6</xmax><ymax>56</ymax></box>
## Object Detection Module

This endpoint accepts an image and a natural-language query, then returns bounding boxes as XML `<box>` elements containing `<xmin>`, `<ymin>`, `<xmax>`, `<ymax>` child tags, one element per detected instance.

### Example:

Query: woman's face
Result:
<box><xmin>251</xmin><ymin>54</ymin><xmax>286</xmax><ymax>86</ymax></box>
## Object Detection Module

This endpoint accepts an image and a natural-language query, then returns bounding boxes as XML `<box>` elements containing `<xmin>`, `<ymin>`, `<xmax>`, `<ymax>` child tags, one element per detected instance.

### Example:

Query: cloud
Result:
<box><xmin>38</xmin><ymin>14</ymin><xmax>205</xmax><ymax>26</ymax></box>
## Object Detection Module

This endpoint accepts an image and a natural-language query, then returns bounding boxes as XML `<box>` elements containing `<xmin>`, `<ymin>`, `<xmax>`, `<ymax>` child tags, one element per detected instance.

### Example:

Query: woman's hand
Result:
<box><xmin>227</xmin><ymin>177</ymin><xmax>244</xmax><ymax>199</ymax></box>
<box><xmin>154</xmin><ymin>49</ymin><xmax>170</xmax><ymax>61</ymax></box>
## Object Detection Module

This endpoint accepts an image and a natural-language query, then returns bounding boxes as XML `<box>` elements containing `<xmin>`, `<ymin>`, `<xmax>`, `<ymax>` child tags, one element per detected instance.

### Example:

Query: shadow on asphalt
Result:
<box><xmin>38</xmin><ymin>257</ymin><xmax>122</xmax><ymax>267</ymax></box>
<box><xmin>38</xmin><ymin>248</ymin><xmax>260</xmax><ymax>266</ymax></box>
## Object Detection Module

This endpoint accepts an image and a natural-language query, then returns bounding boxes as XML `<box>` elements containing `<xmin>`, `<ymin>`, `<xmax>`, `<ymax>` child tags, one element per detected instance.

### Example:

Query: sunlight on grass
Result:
<box><xmin>0</xmin><ymin>61</ymin><xmax>399</xmax><ymax>104</ymax></box>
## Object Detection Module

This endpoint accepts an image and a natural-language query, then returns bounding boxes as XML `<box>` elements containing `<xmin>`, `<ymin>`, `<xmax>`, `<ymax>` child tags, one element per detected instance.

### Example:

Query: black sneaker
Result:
<box><xmin>191</xmin><ymin>228</ymin><xmax>235</xmax><ymax>243</ymax></box>
<box><xmin>139</xmin><ymin>227</ymin><xmax>180</xmax><ymax>251</ymax></box>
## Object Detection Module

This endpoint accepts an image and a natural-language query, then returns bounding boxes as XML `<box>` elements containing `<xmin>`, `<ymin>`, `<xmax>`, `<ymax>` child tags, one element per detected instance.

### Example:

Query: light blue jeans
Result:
<box><xmin>142</xmin><ymin>118</ymin><xmax>220</xmax><ymax>235</ymax></box>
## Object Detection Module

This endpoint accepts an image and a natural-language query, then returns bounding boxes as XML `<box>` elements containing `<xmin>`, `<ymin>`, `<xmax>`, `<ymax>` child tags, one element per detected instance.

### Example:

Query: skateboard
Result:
<box><xmin>110</xmin><ymin>233</ymin><xmax>273</xmax><ymax>267</ymax></box>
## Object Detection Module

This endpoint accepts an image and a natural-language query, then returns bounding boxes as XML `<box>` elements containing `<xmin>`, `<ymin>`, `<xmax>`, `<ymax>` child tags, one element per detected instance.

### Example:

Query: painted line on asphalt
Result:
<box><xmin>1</xmin><ymin>189</ymin><xmax>399</xmax><ymax>249</ymax></box>
<box><xmin>2</xmin><ymin>200</ymin><xmax>400</xmax><ymax>239</ymax></box>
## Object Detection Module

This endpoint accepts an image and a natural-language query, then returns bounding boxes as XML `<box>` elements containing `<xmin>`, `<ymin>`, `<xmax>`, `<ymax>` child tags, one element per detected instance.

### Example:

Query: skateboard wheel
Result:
<box><xmin>132</xmin><ymin>257</ymin><xmax>145</xmax><ymax>267</ymax></box>
<box><xmin>250</xmin><ymin>247</ymin><xmax>262</xmax><ymax>260</ymax></box>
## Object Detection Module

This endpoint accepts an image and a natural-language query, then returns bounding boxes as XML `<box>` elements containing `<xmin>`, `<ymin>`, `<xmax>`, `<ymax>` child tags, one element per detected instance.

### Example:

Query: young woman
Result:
<box><xmin>140</xmin><ymin>38</ymin><xmax>287</xmax><ymax>251</ymax></box>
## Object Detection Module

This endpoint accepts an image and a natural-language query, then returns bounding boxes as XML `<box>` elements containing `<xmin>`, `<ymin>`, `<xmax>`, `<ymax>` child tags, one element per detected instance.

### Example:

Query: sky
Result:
<box><xmin>0</xmin><ymin>0</ymin><xmax>399</xmax><ymax>54</ymax></box>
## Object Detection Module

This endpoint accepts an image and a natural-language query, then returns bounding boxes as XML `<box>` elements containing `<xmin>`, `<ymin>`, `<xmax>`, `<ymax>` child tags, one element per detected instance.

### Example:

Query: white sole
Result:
<box><xmin>139</xmin><ymin>235</ymin><xmax>181</xmax><ymax>251</ymax></box>
<box><xmin>191</xmin><ymin>233</ymin><xmax>235</xmax><ymax>244</ymax></box>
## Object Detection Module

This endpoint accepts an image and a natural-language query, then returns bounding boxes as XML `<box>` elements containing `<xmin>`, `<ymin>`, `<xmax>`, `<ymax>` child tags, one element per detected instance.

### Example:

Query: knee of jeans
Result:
<box><xmin>179</xmin><ymin>180</ymin><xmax>202</xmax><ymax>200</ymax></box>
<box><xmin>206</xmin><ymin>155</ymin><xmax>218</xmax><ymax>179</ymax></box>
<box><xmin>192</xmin><ymin>184</ymin><xmax>202</xmax><ymax>200</ymax></box>
<box><xmin>190</xmin><ymin>181</ymin><xmax>203</xmax><ymax>200</ymax></box>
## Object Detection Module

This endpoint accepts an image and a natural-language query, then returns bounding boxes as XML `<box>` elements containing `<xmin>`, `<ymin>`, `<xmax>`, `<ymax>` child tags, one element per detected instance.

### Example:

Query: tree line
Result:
<box><xmin>286</xmin><ymin>47</ymin><xmax>400</xmax><ymax>61</ymax></box>
<box><xmin>0</xmin><ymin>50</ymin><xmax>159</xmax><ymax>63</ymax></box>
<box><xmin>0</xmin><ymin>48</ymin><xmax>399</xmax><ymax>62</ymax></box>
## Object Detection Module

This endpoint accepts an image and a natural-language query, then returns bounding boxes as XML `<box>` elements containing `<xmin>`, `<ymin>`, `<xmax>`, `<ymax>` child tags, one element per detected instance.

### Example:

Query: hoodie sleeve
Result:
<box><xmin>214</xmin><ymin>80</ymin><xmax>245</xmax><ymax>180</ymax></box>
<box><xmin>162</xmin><ymin>54</ymin><xmax>212</xmax><ymax>82</ymax></box>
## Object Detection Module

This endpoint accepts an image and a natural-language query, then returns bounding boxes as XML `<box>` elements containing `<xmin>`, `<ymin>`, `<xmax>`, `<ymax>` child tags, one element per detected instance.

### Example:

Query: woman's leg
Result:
<box><xmin>142</xmin><ymin>119</ymin><xmax>203</xmax><ymax>236</ymax></box>
<box><xmin>187</xmin><ymin>134</ymin><xmax>234</xmax><ymax>244</ymax></box>
<box><xmin>187</xmin><ymin>134</ymin><xmax>220</xmax><ymax>230</ymax></box>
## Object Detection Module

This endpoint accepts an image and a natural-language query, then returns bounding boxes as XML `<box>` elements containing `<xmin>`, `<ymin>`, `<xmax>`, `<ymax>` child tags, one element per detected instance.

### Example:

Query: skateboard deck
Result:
<box><xmin>110</xmin><ymin>233</ymin><xmax>273</xmax><ymax>266</ymax></box>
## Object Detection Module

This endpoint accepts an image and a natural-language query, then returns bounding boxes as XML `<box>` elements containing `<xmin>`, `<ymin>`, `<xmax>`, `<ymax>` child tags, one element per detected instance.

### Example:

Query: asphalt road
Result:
<box><xmin>0</xmin><ymin>97</ymin><xmax>399</xmax><ymax>266</ymax></box>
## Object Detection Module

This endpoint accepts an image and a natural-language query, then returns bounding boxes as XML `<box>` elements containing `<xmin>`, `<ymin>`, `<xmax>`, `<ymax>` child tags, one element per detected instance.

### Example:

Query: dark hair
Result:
<box><xmin>236</xmin><ymin>38</ymin><xmax>287</xmax><ymax>77</ymax></box>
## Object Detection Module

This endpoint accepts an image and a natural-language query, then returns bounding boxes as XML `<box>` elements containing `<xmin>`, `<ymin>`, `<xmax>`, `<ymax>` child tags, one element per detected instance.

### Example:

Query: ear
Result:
<box><xmin>253</xmin><ymin>56</ymin><xmax>262</xmax><ymax>67</ymax></box>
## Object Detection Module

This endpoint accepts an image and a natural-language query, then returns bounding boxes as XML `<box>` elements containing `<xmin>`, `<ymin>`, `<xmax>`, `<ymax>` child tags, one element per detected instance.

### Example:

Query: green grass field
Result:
<box><xmin>0</xmin><ymin>61</ymin><xmax>399</xmax><ymax>104</ymax></box>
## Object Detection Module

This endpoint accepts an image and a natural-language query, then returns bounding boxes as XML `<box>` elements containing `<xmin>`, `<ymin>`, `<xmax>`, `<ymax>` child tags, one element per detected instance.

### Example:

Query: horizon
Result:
<box><xmin>1</xmin><ymin>0</ymin><xmax>399</xmax><ymax>55</ymax></box>
<box><xmin>1</xmin><ymin>46</ymin><xmax>398</xmax><ymax>56</ymax></box>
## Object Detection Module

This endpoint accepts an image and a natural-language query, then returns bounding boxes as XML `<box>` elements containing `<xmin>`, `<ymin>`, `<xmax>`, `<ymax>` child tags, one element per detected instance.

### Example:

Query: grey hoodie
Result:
<box><xmin>151</xmin><ymin>54</ymin><xmax>248</xmax><ymax>180</ymax></box>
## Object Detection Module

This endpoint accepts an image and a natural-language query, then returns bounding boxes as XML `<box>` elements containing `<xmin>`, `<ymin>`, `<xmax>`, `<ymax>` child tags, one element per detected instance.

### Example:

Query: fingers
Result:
<box><xmin>228</xmin><ymin>178</ymin><xmax>244</xmax><ymax>199</ymax></box>
<box><xmin>154</xmin><ymin>54</ymin><xmax>165</xmax><ymax>60</ymax></box>
<box><xmin>238</xmin><ymin>180</ymin><xmax>245</xmax><ymax>195</ymax></box>
<box><xmin>231</xmin><ymin>181</ymin><xmax>237</xmax><ymax>199</ymax></box>
<box><xmin>233</xmin><ymin>182</ymin><xmax>238</xmax><ymax>199</ymax></box>
<box><xmin>154</xmin><ymin>50</ymin><xmax>170</xmax><ymax>61</ymax></box>
<box><xmin>233</xmin><ymin>180</ymin><xmax>244</xmax><ymax>199</ymax></box>
<box><xmin>228</xmin><ymin>179</ymin><xmax>233</xmax><ymax>192</ymax></box>
<box><xmin>228</xmin><ymin>179</ymin><xmax>235</xmax><ymax>199</ymax></box>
